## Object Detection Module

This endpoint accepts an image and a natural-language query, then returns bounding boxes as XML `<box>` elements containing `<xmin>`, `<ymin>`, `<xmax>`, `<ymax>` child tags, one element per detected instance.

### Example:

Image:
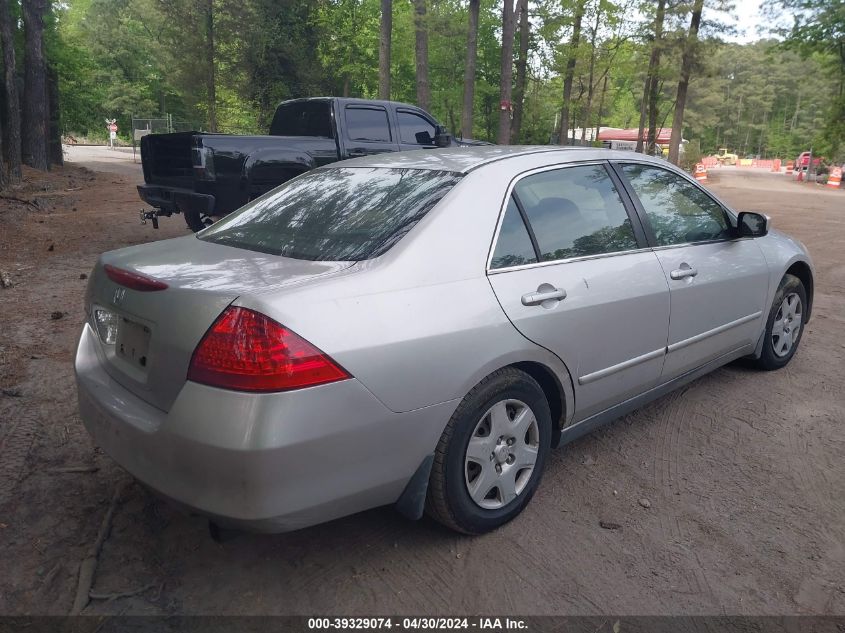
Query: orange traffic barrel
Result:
<box><xmin>772</xmin><ymin>159</ymin><xmax>781</xmax><ymax>172</ymax></box>
<box><xmin>827</xmin><ymin>166</ymin><xmax>842</xmax><ymax>189</ymax></box>
<box><xmin>694</xmin><ymin>163</ymin><xmax>707</xmax><ymax>182</ymax></box>
<box><xmin>785</xmin><ymin>161</ymin><xmax>794</xmax><ymax>175</ymax></box>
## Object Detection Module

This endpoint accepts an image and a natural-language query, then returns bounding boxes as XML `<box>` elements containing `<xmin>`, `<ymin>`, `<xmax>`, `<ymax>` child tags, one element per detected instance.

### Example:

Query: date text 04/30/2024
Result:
<box><xmin>307</xmin><ymin>617</ymin><xmax>529</xmax><ymax>630</ymax></box>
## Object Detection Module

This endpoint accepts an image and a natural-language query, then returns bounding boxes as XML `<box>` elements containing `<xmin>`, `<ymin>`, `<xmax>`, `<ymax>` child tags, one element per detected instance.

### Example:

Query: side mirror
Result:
<box><xmin>737</xmin><ymin>211</ymin><xmax>770</xmax><ymax>238</ymax></box>
<box><xmin>433</xmin><ymin>124</ymin><xmax>452</xmax><ymax>148</ymax></box>
<box><xmin>415</xmin><ymin>131</ymin><xmax>434</xmax><ymax>145</ymax></box>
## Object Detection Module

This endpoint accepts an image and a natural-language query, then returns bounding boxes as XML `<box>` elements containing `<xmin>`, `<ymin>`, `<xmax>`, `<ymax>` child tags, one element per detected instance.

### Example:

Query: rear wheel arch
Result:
<box><xmin>785</xmin><ymin>261</ymin><xmax>813</xmax><ymax>322</ymax></box>
<box><xmin>398</xmin><ymin>361</ymin><xmax>569</xmax><ymax>524</ymax></box>
<box><xmin>511</xmin><ymin>361</ymin><xmax>567</xmax><ymax>447</ymax></box>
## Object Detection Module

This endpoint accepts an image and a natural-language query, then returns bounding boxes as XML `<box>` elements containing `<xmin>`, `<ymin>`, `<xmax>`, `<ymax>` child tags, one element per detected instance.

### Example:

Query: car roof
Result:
<box><xmin>330</xmin><ymin>145</ymin><xmax>670</xmax><ymax>174</ymax></box>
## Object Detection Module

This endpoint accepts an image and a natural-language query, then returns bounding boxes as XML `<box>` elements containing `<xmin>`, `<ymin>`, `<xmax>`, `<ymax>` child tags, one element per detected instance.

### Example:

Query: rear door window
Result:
<box><xmin>346</xmin><ymin>107</ymin><xmax>392</xmax><ymax>142</ymax></box>
<box><xmin>198</xmin><ymin>167</ymin><xmax>461</xmax><ymax>261</ymax></box>
<box><xmin>513</xmin><ymin>164</ymin><xmax>639</xmax><ymax>262</ymax></box>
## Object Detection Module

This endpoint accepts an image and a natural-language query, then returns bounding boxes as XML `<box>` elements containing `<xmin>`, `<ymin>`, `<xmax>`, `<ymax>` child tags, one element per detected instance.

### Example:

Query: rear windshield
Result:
<box><xmin>270</xmin><ymin>101</ymin><xmax>334</xmax><ymax>138</ymax></box>
<box><xmin>198</xmin><ymin>167</ymin><xmax>463</xmax><ymax>261</ymax></box>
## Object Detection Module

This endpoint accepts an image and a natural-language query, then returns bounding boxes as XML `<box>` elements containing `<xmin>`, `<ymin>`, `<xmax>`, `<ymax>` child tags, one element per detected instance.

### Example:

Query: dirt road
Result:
<box><xmin>64</xmin><ymin>144</ymin><xmax>143</xmax><ymax>177</ymax></box>
<box><xmin>0</xmin><ymin>159</ymin><xmax>843</xmax><ymax>616</ymax></box>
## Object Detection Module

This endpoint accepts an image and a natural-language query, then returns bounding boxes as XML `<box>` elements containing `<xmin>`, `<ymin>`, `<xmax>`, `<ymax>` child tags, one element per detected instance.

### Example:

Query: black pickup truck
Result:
<box><xmin>138</xmin><ymin>97</ymin><xmax>485</xmax><ymax>231</ymax></box>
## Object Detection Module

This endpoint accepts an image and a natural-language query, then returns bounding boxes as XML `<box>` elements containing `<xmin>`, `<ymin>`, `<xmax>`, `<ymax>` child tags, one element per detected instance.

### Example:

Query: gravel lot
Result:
<box><xmin>0</xmin><ymin>151</ymin><xmax>843</xmax><ymax>616</ymax></box>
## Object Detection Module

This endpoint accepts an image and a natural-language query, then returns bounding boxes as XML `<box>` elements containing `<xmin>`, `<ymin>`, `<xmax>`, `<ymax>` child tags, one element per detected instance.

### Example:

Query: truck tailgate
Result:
<box><xmin>141</xmin><ymin>132</ymin><xmax>195</xmax><ymax>186</ymax></box>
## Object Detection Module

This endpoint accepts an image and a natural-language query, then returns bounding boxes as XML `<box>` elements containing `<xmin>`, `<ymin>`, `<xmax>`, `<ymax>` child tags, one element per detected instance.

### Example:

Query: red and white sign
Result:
<box><xmin>108</xmin><ymin>123</ymin><xmax>118</xmax><ymax>132</ymax></box>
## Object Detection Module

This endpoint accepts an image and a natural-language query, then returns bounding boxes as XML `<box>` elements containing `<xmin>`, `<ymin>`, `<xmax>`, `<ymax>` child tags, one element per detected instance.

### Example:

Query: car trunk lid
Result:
<box><xmin>86</xmin><ymin>235</ymin><xmax>352</xmax><ymax>412</ymax></box>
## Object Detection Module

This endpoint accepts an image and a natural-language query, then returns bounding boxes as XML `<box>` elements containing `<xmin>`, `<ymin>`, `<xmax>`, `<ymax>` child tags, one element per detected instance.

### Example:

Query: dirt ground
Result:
<box><xmin>0</xmin><ymin>151</ymin><xmax>843</xmax><ymax>616</ymax></box>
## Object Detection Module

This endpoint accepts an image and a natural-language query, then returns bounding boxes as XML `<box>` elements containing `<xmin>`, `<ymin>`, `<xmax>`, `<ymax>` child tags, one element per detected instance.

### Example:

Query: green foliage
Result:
<box><xmin>685</xmin><ymin>41</ymin><xmax>834</xmax><ymax>158</ymax></box>
<box><xmin>767</xmin><ymin>0</ymin><xmax>845</xmax><ymax>156</ymax></box>
<box><xmin>36</xmin><ymin>0</ymin><xmax>843</xmax><ymax>157</ymax></box>
<box><xmin>679</xmin><ymin>138</ymin><xmax>701</xmax><ymax>171</ymax></box>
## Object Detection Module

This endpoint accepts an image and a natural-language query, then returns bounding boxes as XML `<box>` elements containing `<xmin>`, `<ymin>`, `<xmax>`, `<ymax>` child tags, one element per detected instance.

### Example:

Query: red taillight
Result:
<box><xmin>104</xmin><ymin>264</ymin><xmax>168</xmax><ymax>292</ymax></box>
<box><xmin>187</xmin><ymin>307</ymin><xmax>350</xmax><ymax>392</ymax></box>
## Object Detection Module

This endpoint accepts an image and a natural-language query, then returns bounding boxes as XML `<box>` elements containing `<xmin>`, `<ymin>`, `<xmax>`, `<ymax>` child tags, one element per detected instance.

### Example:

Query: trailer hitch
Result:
<box><xmin>139</xmin><ymin>208</ymin><xmax>162</xmax><ymax>229</ymax></box>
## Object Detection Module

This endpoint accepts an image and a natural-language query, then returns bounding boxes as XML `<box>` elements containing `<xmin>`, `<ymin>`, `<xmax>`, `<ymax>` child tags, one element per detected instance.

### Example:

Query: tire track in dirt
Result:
<box><xmin>650</xmin><ymin>386</ymin><xmax>692</xmax><ymax>545</ymax></box>
<box><xmin>0</xmin><ymin>404</ymin><xmax>38</xmax><ymax>507</ymax></box>
<box><xmin>646</xmin><ymin>368</ymin><xmax>759</xmax><ymax>609</ymax></box>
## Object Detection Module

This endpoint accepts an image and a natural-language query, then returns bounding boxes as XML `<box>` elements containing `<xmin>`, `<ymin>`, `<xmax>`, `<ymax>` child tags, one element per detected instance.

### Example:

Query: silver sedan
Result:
<box><xmin>75</xmin><ymin>147</ymin><xmax>813</xmax><ymax>534</ymax></box>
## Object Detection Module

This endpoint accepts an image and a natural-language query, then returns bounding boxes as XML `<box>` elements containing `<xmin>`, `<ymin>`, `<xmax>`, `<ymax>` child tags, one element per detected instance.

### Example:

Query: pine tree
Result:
<box><xmin>22</xmin><ymin>0</ymin><xmax>48</xmax><ymax>170</ymax></box>
<box><xmin>378</xmin><ymin>0</ymin><xmax>392</xmax><ymax>100</ymax></box>
<box><xmin>0</xmin><ymin>0</ymin><xmax>21</xmax><ymax>183</ymax></box>
<box><xmin>460</xmin><ymin>0</ymin><xmax>480</xmax><ymax>137</ymax></box>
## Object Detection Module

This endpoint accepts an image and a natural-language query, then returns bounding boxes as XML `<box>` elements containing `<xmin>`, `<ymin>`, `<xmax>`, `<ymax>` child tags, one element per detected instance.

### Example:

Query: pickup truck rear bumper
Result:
<box><xmin>138</xmin><ymin>184</ymin><xmax>215</xmax><ymax>215</ymax></box>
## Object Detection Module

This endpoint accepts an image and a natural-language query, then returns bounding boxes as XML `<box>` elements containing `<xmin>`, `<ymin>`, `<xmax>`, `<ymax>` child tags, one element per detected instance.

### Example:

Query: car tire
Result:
<box><xmin>425</xmin><ymin>367</ymin><xmax>552</xmax><ymax>535</ymax></box>
<box><xmin>752</xmin><ymin>273</ymin><xmax>807</xmax><ymax>371</ymax></box>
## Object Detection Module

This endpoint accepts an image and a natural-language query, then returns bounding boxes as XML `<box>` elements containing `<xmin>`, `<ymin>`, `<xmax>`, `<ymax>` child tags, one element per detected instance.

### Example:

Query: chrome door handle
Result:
<box><xmin>670</xmin><ymin>266</ymin><xmax>698</xmax><ymax>280</ymax></box>
<box><xmin>521</xmin><ymin>287</ymin><xmax>567</xmax><ymax>306</ymax></box>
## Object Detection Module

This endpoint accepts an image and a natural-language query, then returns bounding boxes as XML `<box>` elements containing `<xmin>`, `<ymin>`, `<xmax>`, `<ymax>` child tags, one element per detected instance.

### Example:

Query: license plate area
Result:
<box><xmin>116</xmin><ymin>318</ymin><xmax>151</xmax><ymax>372</ymax></box>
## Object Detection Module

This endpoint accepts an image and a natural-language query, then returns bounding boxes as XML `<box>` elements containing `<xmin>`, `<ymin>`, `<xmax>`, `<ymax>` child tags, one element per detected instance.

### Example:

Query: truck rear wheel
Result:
<box><xmin>183</xmin><ymin>208</ymin><xmax>215</xmax><ymax>232</ymax></box>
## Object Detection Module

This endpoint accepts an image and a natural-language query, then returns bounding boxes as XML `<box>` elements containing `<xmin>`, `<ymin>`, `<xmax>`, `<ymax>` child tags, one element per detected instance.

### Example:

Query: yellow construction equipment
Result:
<box><xmin>716</xmin><ymin>147</ymin><xmax>738</xmax><ymax>166</ymax></box>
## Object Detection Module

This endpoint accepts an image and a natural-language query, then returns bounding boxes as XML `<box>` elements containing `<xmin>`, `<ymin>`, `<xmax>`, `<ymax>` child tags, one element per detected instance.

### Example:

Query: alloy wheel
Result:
<box><xmin>772</xmin><ymin>292</ymin><xmax>803</xmax><ymax>358</ymax></box>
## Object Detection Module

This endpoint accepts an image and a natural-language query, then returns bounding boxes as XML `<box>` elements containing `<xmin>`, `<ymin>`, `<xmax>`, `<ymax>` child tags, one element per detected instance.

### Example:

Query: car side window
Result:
<box><xmin>398</xmin><ymin>110</ymin><xmax>436</xmax><ymax>145</ymax></box>
<box><xmin>620</xmin><ymin>163</ymin><xmax>732</xmax><ymax>246</ymax></box>
<box><xmin>513</xmin><ymin>164</ymin><xmax>638</xmax><ymax>262</ymax></box>
<box><xmin>490</xmin><ymin>196</ymin><xmax>538</xmax><ymax>269</ymax></box>
<box><xmin>346</xmin><ymin>107</ymin><xmax>391</xmax><ymax>142</ymax></box>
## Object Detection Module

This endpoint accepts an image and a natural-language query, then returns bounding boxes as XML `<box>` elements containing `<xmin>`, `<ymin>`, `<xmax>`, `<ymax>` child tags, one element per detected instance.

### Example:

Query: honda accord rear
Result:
<box><xmin>75</xmin><ymin>165</ymin><xmax>484</xmax><ymax>532</ymax></box>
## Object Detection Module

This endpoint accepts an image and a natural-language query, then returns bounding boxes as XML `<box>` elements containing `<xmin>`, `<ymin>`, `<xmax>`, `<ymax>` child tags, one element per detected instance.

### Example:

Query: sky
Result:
<box><xmin>725</xmin><ymin>0</ymin><xmax>793</xmax><ymax>43</ymax></box>
<box><xmin>732</xmin><ymin>0</ymin><xmax>764</xmax><ymax>41</ymax></box>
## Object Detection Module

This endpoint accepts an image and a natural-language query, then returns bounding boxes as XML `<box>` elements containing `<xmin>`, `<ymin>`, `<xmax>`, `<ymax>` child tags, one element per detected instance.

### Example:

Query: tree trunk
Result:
<box><xmin>47</xmin><ymin>64</ymin><xmax>62</xmax><ymax>166</ymax></box>
<box><xmin>789</xmin><ymin>90</ymin><xmax>800</xmax><ymax>130</ymax></box>
<box><xmin>205</xmin><ymin>0</ymin><xmax>217</xmax><ymax>133</ymax></box>
<box><xmin>636</xmin><ymin>74</ymin><xmax>649</xmax><ymax>153</ymax></box>
<box><xmin>21</xmin><ymin>0</ymin><xmax>48</xmax><ymax>171</ymax></box>
<box><xmin>413</xmin><ymin>0</ymin><xmax>430</xmax><ymax>111</ymax></box>
<box><xmin>580</xmin><ymin>3</ymin><xmax>602</xmax><ymax>143</ymax></box>
<box><xmin>594</xmin><ymin>74</ymin><xmax>608</xmax><ymax>143</ymax></box>
<box><xmin>0</xmin><ymin>106</ymin><xmax>6</xmax><ymax>188</ymax></box>
<box><xmin>378</xmin><ymin>0</ymin><xmax>392</xmax><ymax>100</ymax></box>
<box><xmin>510</xmin><ymin>0</ymin><xmax>529</xmax><ymax>144</ymax></box>
<box><xmin>668</xmin><ymin>0</ymin><xmax>703</xmax><ymax>165</ymax></box>
<box><xmin>558</xmin><ymin>0</ymin><xmax>585</xmax><ymax>145</ymax></box>
<box><xmin>645</xmin><ymin>0</ymin><xmax>666</xmax><ymax>155</ymax></box>
<box><xmin>742</xmin><ymin>111</ymin><xmax>754</xmax><ymax>155</ymax></box>
<box><xmin>497</xmin><ymin>0</ymin><xmax>517</xmax><ymax>144</ymax></box>
<box><xmin>461</xmin><ymin>0</ymin><xmax>480</xmax><ymax>138</ymax></box>
<box><xmin>0</xmin><ymin>0</ymin><xmax>21</xmax><ymax>182</ymax></box>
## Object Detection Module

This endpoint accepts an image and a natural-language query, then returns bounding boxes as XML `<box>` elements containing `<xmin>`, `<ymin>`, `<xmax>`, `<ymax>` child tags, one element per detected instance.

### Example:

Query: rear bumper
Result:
<box><xmin>74</xmin><ymin>323</ymin><xmax>454</xmax><ymax>532</ymax></box>
<box><xmin>137</xmin><ymin>184</ymin><xmax>215</xmax><ymax>215</ymax></box>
